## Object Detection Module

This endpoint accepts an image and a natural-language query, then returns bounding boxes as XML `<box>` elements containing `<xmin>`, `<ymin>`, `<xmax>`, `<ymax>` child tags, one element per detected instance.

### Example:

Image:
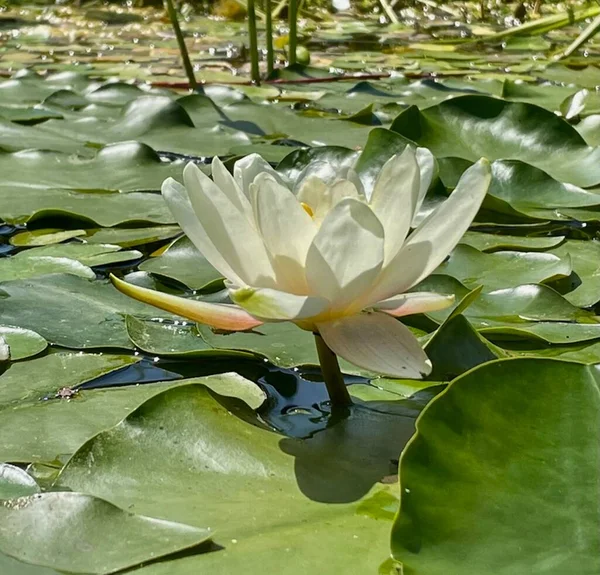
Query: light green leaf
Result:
<box><xmin>0</xmin><ymin>464</ymin><xmax>40</xmax><ymax>500</ymax></box>
<box><xmin>0</xmin><ymin>492</ymin><xmax>212</xmax><ymax>575</ymax></box>
<box><xmin>0</xmin><ymin>326</ymin><xmax>47</xmax><ymax>361</ymax></box>
<box><xmin>437</xmin><ymin>244</ymin><xmax>571</xmax><ymax>291</ymax></box>
<box><xmin>0</xmin><ymin>274</ymin><xmax>176</xmax><ymax>349</ymax></box>
<box><xmin>139</xmin><ymin>236</ymin><xmax>222</xmax><ymax>291</ymax></box>
<box><xmin>392</xmin><ymin>358</ymin><xmax>600</xmax><ymax>575</ymax></box>
<box><xmin>59</xmin><ymin>383</ymin><xmax>410</xmax><ymax>574</ymax></box>
<box><xmin>392</xmin><ymin>97</ymin><xmax>600</xmax><ymax>187</ymax></box>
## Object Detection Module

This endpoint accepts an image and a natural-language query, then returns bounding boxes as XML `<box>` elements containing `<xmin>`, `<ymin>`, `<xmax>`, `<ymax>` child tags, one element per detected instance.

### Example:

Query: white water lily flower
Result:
<box><xmin>113</xmin><ymin>148</ymin><xmax>491</xmax><ymax>379</ymax></box>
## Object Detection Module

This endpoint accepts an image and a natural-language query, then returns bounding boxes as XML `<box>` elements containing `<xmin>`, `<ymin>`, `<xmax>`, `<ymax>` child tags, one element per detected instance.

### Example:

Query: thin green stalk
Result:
<box><xmin>163</xmin><ymin>0</ymin><xmax>197</xmax><ymax>90</ymax></box>
<box><xmin>247</xmin><ymin>0</ymin><xmax>261</xmax><ymax>84</ymax></box>
<box><xmin>288</xmin><ymin>0</ymin><xmax>298</xmax><ymax>66</ymax></box>
<box><xmin>557</xmin><ymin>11</ymin><xmax>600</xmax><ymax>59</ymax></box>
<box><xmin>265</xmin><ymin>0</ymin><xmax>274</xmax><ymax>75</ymax></box>
<box><xmin>314</xmin><ymin>333</ymin><xmax>353</xmax><ymax>408</ymax></box>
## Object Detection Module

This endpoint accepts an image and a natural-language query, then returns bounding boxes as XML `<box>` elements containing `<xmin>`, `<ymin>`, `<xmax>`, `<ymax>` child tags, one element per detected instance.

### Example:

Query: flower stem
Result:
<box><xmin>265</xmin><ymin>0</ymin><xmax>274</xmax><ymax>75</ymax></box>
<box><xmin>247</xmin><ymin>0</ymin><xmax>261</xmax><ymax>84</ymax></box>
<box><xmin>163</xmin><ymin>0</ymin><xmax>197</xmax><ymax>90</ymax></box>
<box><xmin>288</xmin><ymin>0</ymin><xmax>298</xmax><ymax>66</ymax></box>
<box><xmin>314</xmin><ymin>333</ymin><xmax>353</xmax><ymax>408</ymax></box>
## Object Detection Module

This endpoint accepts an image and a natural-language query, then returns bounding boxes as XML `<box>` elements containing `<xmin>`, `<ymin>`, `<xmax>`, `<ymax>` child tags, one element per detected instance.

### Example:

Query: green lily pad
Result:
<box><xmin>0</xmin><ymin>553</ymin><xmax>59</xmax><ymax>575</ymax></box>
<box><xmin>0</xmin><ymin>464</ymin><xmax>40</xmax><ymax>500</ymax></box>
<box><xmin>0</xmin><ymin>274</ymin><xmax>176</xmax><ymax>349</ymax></box>
<box><xmin>9</xmin><ymin>228</ymin><xmax>87</xmax><ymax>247</ymax></box>
<box><xmin>126</xmin><ymin>315</ymin><xmax>218</xmax><ymax>357</ymax></box>
<box><xmin>0</xmin><ymin>143</ymin><xmax>184</xmax><ymax>193</ymax></box>
<box><xmin>391</xmin><ymin>97</ymin><xmax>600</xmax><ymax>187</ymax></box>
<box><xmin>439</xmin><ymin>158</ymin><xmax>600</xmax><ymax>220</ymax></box>
<box><xmin>436</xmin><ymin>244</ymin><xmax>571</xmax><ymax>291</ymax></box>
<box><xmin>0</xmin><ymin>351</ymin><xmax>139</xmax><ymax>461</ymax></box>
<box><xmin>59</xmin><ymin>383</ymin><xmax>411</xmax><ymax>574</ymax></box>
<box><xmin>0</xmin><ymin>256</ymin><xmax>95</xmax><ymax>282</ymax></box>
<box><xmin>0</xmin><ymin>492</ymin><xmax>212</xmax><ymax>575</ymax></box>
<box><xmin>460</xmin><ymin>231</ymin><xmax>565</xmax><ymax>252</ymax></box>
<box><xmin>413</xmin><ymin>275</ymin><xmax>593</xmax><ymax>326</ymax></box>
<box><xmin>424</xmin><ymin>314</ymin><xmax>501</xmax><ymax>380</ymax></box>
<box><xmin>0</xmin><ymin>350</ymin><xmax>263</xmax><ymax>463</ymax></box>
<box><xmin>0</xmin><ymin>326</ymin><xmax>47</xmax><ymax>360</ymax></box>
<box><xmin>85</xmin><ymin>226</ymin><xmax>182</xmax><ymax>248</ymax></box>
<box><xmin>0</xmin><ymin>186</ymin><xmax>175</xmax><ymax>227</ymax></box>
<box><xmin>0</xmin><ymin>119</ymin><xmax>81</xmax><ymax>154</ymax></box>
<box><xmin>549</xmin><ymin>240</ymin><xmax>600</xmax><ymax>307</ymax></box>
<box><xmin>392</xmin><ymin>358</ymin><xmax>600</xmax><ymax>575</ymax></box>
<box><xmin>198</xmin><ymin>321</ymin><xmax>374</xmax><ymax>376</ymax></box>
<box><xmin>504</xmin><ymin>340</ymin><xmax>600</xmax><ymax>363</ymax></box>
<box><xmin>41</xmin><ymin>96</ymin><xmax>251</xmax><ymax>158</ymax></box>
<box><xmin>14</xmin><ymin>243</ymin><xmax>142</xmax><ymax>268</ymax></box>
<box><xmin>139</xmin><ymin>236</ymin><xmax>222</xmax><ymax>291</ymax></box>
<box><xmin>479</xmin><ymin>321</ymin><xmax>600</xmax><ymax>344</ymax></box>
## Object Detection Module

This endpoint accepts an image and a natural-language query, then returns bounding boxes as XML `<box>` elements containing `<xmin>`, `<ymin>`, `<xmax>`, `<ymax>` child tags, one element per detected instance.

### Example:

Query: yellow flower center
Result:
<box><xmin>301</xmin><ymin>202</ymin><xmax>314</xmax><ymax>218</ymax></box>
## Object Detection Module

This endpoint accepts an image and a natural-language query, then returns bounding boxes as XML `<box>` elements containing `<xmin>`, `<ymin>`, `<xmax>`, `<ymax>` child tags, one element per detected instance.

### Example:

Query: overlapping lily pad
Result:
<box><xmin>58</xmin><ymin>383</ymin><xmax>409</xmax><ymax>574</ymax></box>
<box><xmin>3</xmin><ymin>10</ymin><xmax>600</xmax><ymax>573</ymax></box>
<box><xmin>392</xmin><ymin>358</ymin><xmax>600</xmax><ymax>575</ymax></box>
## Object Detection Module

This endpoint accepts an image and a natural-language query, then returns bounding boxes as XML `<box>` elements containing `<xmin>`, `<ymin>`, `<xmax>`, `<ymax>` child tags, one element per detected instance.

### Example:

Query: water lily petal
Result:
<box><xmin>110</xmin><ymin>275</ymin><xmax>262</xmax><ymax>331</ymax></box>
<box><xmin>211</xmin><ymin>157</ymin><xmax>253</xmax><ymax>220</ymax></box>
<box><xmin>369</xmin><ymin>146</ymin><xmax>420</xmax><ymax>264</ymax></box>
<box><xmin>403</xmin><ymin>158</ymin><xmax>491</xmax><ymax>284</ymax></box>
<box><xmin>374</xmin><ymin>292</ymin><xmax>455</xmax><ymax>317</ymax></box>
<box><xmin>317</xmin><ymin>312</ymin><xmax>432</xmax><ymax>378</ymax></box>
<box><xmin>233</xmin><ymin>153</ymin><xmax>284</xmax><ymax>198</ymax></box>
<box><xmin>161</xmin><ymin>177</ymin><xmax>243</xmax><ymax>285</ymax></box>
<box><xmin>369</xmin><ymin>159</ymin><xmax>491</xmax><ymax>302</ymax></box>
<box><xmin>253</xmin><ymin>173</ymin><xmax>317</xmax><ymax>293</ymax></box>
<box><xmin>229</xmin><ymin>285</ymin><xmax>329</xmax><ymax>320</ymax></box>
<box><xmin>306</xmin><ymin>198</ymin><xmax>384</xmax><ymax>309</ymax></box>
<box><xmin>183</xmin><ymin>163</ymin><xmax>277</xmax><ymax>287</ymax></box>
<box><xmin>414</xmin><ymin>147</ymin><xmax>437</xmax><ymax>221</ymax></box>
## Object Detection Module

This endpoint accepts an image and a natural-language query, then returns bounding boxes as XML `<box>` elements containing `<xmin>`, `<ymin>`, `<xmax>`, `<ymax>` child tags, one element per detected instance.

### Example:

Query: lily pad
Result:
<box><xmin>9</xmin><ymin>228</ymin><xmax>87</xmax><ymax>247</ymax></box>
<box><xmin>0</xmin><ymin>350</ymin><xmax>263</xmax><ymax>463</ymax></box>
<box><xmin>0</xmin><ymin>326</ymin><xmax>47</xmax><ymax>360</ymax></box>
<box><xmin>59</xmin><ymin>383</ymin><xmax>412</xmax><ymax>574</ymax></box>
<box><xmin>126</xmin><ymin>316</ymin><xmax>217</xmax><ymax>357</ymax></box>
<box><xmin>0</xmin><ymin>464</ymin><xmax>40</xmax><ymax>500</ymax></box>
<box><xmin>413</xmin><ymin>275</ymin><xmax>594</xmax><ymax>326</ymax></box>
<box><xmin>0</xmin><ymin>492</ymin><xmax>212</xmax><ymax>575</ymax></box>
<box><xmin>392</xmin><ymin>358</ymin><xmax>600</xmax><ymax>575</ymax></box>
<box><xmin>85</xmin><ymin>226</ymin><xmax>182</xmax><ymax>248</ymax></box>
<box><xmin>0</xmin><ymin>186</ymin><xmax>175</xmax><ymax>227</ymax></box>
<box><xmin>0</xmin><ymin>274</ymin><xmax>176</xmax><ymax>349</ymax></box>
<box><xmin>139</xmin><ymin>236</ymin><xmax>222</xmax><ymax>291</ymax></box>
<box><xmin>391</xmin><ymin>97</ymin><xmax>600</xmax><ymax>187</ymax></box>
<box><xmin>0</xmin><ymin>256</ymin><xmax>95</xmax><ymax>282</ymax></box>
<box><xmin>0</xmin><ymin>143</ymin><xmax>184</xmax><ymax>193</ymax></box>
<box><xmin>436</xmin><ymin>244</ymin><xmax>571</xmax><ymax>291</ymax></box>
<box><xmin>460</xmin><ymin>231</ymin><xmax>565</xmax><ymax>252</ymax></box>
<box><xmin>549</xmin><ymin>240</ymin><xmax>600</xmax><ymax>307</ymax></box>
<box><xmin>424</xmin><ymin>314</ymin><xmax>501</xmax><ymax>380</ymax></box>
<box><xmin>41</xmin><ymin>96</ymin><xmax>251</xmax><ymax>158</ymax></box>
<box><xmin>14</xmin><ymin>243</ymin><xmax>142</xmax><ymax>268</ymax></box>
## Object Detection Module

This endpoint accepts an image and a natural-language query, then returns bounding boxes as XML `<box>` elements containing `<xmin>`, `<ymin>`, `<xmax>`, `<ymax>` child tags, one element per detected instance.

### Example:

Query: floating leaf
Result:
<box><xmin>59</xmin><ymin>383</ymin><xmax>410</xmax><ymax>574</ymax></box>
<box><xmin>437</xmin><ymin>244</ymin><xmax>571</xmax><ymax>291</ymax></box>
<box><xmin>392</xmin><ymin>97</ymin><xmax>600</xmax><ymax>187</ymax></box>
<box><xmin>392</xmin><ymin>358</ymin><xmax>600</xmax><ymax>575</ymax></box>
<box><xmin>0</xmin><ymin>465</ymin><xmax>40</xmax><ymax>500</ymax></box>
<box><xmin>139</xmin><ymin>236</ymin><xmax>222</xmax><ymax>291</ymax></box>
<box><xmin>0</xmin><ymin>326</ymin><xmax>47</xmax><ymax>361</ymax></box>
<box><xmin>0</xmin><ymin>492</ymin><xmax>212</xmax><ymax>575</ymax></box>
